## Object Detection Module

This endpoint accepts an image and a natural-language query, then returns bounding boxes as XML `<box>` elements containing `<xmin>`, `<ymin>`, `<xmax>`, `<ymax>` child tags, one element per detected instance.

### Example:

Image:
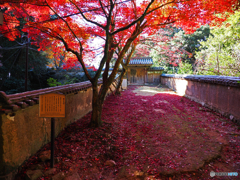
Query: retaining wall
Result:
<box><xmin>161</xmin><ymin>74</ymin><xmax>240</xmax><ymax>124</ymax></box>
<box><xmin>0</xmin><ymin>77</ymin><xmax>119</xmax><ymax>180</ymax></box>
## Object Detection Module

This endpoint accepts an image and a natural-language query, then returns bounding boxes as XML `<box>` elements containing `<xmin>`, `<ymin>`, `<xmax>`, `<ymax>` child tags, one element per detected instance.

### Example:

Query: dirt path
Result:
<box><xmin>16</xmin><ymin>85</ymin><xmax>240</xmax><ymax>180</ymax></box>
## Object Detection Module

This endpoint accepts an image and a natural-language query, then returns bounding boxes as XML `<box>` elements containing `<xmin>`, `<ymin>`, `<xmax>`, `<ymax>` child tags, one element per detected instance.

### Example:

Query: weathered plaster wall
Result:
<box><xmin>161</xmin><ymin>74</ymin><xmax>240</xmax><ymax>124</ymax></box>
<box><xmin>0</xmin><ymin>79</ymin><xmax>119</xmax><ymax>180</ymax></box>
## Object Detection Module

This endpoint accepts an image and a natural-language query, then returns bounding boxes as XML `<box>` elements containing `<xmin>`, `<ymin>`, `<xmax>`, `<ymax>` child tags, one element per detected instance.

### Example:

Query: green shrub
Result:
<box><xmin>47</xmin><ymin>74</ymin><xmax>79</xmax><ymax>87</ymax></box>
<box><xmin>63</xmin><ymin>74</ymin><xmax>79</xmax><ymax>84</ymax></box>
<box><xmin>177</xmin><ymin>62</ymin><xmax>193</xmax><ymax>74</ymax></box>
<box><xmin>47</xmin><ymin>77</ymin><xmax>62</xmax><ymax>87</ymax></box>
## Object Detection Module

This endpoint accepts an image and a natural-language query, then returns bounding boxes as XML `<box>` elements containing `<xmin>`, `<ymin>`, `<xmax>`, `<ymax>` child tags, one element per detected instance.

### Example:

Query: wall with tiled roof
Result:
<box><xmin>161</xmin><ymin>74</ymin><xmax>240</xmax><ymax>125</ymax></box>
<box><xmin>0</xmin><ymin>76</ymin><xmax>119</xmax><ymax>178</ymax></box>
<box><xmin>128</xmin><ymin>57</ymin><xmax>153</xmax><ymax>66</ymax></box>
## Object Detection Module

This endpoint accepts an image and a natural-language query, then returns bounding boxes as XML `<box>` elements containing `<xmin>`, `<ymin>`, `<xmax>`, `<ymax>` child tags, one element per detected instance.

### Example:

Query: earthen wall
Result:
<box><xmin>0</xmin><ymin>78</ymin><xmax>119</xmax><ymax>179</ymax></box>
<box><xmin>161</xmin><ymin>74</ymin><xmax>240</xmax><ymax>125</ymax></box>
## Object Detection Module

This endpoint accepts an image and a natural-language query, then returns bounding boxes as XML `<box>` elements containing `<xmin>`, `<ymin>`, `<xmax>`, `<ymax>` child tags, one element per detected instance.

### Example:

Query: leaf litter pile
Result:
<box><xmin>16</xmin><ymin>86</ymin><xmax>240</xmax><ymax>180</ymax></box>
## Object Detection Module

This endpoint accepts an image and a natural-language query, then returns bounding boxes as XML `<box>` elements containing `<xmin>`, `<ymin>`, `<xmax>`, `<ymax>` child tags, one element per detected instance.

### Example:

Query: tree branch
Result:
<box><xmin>93</xmin><ymin>0</ymin><xmax>116</xmax><ymax>83</ymax></box>
<box><xmin>99</xmin><ymin>0</ymin><xmax>108</xmax><ymax>18</ymax></box>
<box><xmin>146</xmin><ymin>0</ymin><xmax>179</xmax><ymax>15</ymax></box>
<box><xmin>45</xmin><ymin>0</ymin><xmax>83</xmax><ymax>48</ymax></box>
<box><xmin>59</xmin><ymin>37</ymin><xmax>93</xmax><ymax>81</ymax></box>
<box><xmin>69</xmin><ymin>0</ymin><xmax>106</xmax><ymax>30</ymax></box>
<box><xmin>111</xmin><ymin>0</ymin><xmax>155</xmax><ymax>35</ymax></box>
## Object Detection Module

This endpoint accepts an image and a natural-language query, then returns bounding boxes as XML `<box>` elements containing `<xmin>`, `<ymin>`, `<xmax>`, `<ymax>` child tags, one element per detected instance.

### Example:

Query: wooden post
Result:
<box><xmin>0</xmin><ymin>12</ymin><xmax>3</xmax><ymax>25</ymax></box>
<box><xmin>25</xmin><ymin>37</ymin><xmax>29</xmax><ymax>91</ymax></box>
<box><xmin>144</xmin><ymin>68</ymin><xmax>146</xmax><ymax>84</ymax></box>
<box><xmin>50</xmin><ymin>118</ymin><xmax>55</xmax><ymax>168</ymax></box>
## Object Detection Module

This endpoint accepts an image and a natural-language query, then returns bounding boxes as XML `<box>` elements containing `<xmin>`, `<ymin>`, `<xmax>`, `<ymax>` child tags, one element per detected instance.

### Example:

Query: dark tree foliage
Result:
<box><xmin>175</xmin><ymin>25</ymin><xmax>211</xmax><ymax>65</ymax></box>
<box><xmin>0</xmin><ymin>36</ymin><xmax>49</xmax><ymax>94</ymax></box>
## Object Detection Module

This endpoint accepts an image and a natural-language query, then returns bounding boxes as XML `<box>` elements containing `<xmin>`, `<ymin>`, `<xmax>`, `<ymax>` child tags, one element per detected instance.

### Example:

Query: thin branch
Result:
<box><xmin>107</xmin><ymin>0</ymin><xmax>115</xmax><ymax>30</ymax></box>
<box><xmin>28</xmin><ymin>47</ymin><xmax>40</xmax><ymax>51</ymax></box>
<box><xmin>99</xmin><ymin>0</ymin><xmax>108</xmax><ymax>18</ymax></box>
<box><xmin>85</xmin><ymin>46</ymin><xmax>103</xmax><ymax>52</ymax></box>
<box><xmin>2</xmin><ymin>12</ymin><xmax>16</xmax><ymax>40</ymax></box>
<box><xmin>111</xmin><ymin>0</ymin><xmax>154</xmax><ymax>35</ymax></box>
<box><xmin>95</xmin><ymin>35</ymin><xmax>106</xmax><ymax>41</ymax></box>
<box><xmin>27</xmin><ymin>23</ymin><xmax>63</xmax><ymax>40</ymax></box>
<box><xmin>59</xmin><ymin>37</ymin><xmax>92</xmax><ymax>81</ymax></box>
<box><xmin>1</xmin><ymin>48</ymin><xmax>21</xmax><ymax>63</ymax></box>
<box><xmin>0</xmin><ymin>48</ymin><xmax>22</xmax><ymax>89</ymax></box>
<box><xmin>4</xmin><ymin>0</ymin><xmax>134</xmax><ymax>30</ymax></box>
<box><xmin>69</xmin><ymin>0</ymin><xmax>106</xmax><ymax>29</ymax></box>
<box><xmin>27</xmin><ymin>25</ymin><xmax>59</xmax><ymax>40</ymax></box>
<box><xmin>45</xmin><ymin>0</ymin><xmax>82</xmax><ymax>48</ymax></box>
<box><xmin>199</xmin><ymin>68</ymin><xmax>224</xmax><ymax>75</ymax></box>
<box><xmin>131</xmin><ymin>0</ymin><xmax>138</xmax><ymax>19</ymax></box>
<box><xmin>93</xmin><ymin>51</ymin><xmax>104</xmax><ymax>59</ymax></box>
<box><xmin>108</xmin><ymin>21</ymin><xmax>145</xmax><ymax>83</ymax></box>
<box><xmin>147</xmin><ymin>20</ymin><xmax>175</xmax><ymax>27</ymax></box>
<box><xmin>121</xmin><ymin>43</ymin><xmax>137</xmax><ymax>69</ymax></box>
<box><xmin>0</xmin><ymin>46</ymin><xmax>25</xmax><ymax>50</ymax></box>
<box><xmin>93</xmin><ymin>0</ymin><xmax>115</xmax><ymax>82</ymax></box>
<box><xmin>146</xmin><ymin>0</ymin><xmax>179</xmax><ymax>15</ymax></box>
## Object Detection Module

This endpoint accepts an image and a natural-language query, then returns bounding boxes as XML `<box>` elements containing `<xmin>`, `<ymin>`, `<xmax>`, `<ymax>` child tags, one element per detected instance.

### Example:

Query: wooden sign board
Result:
<box><xmin>39</xmin><ymin>93</ymin><xmax>65</xmax><ymax>118</ymax></box>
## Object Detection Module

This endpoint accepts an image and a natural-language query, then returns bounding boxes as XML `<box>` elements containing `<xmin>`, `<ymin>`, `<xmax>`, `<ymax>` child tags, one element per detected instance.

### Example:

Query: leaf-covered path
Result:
<box><xmin>16</xmin><ymin>85</ymin><xmax>240</xmax><ymax>180</ymax></box>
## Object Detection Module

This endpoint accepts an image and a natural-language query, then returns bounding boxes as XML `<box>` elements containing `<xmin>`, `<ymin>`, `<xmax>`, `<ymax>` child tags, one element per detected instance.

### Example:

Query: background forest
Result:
<box><xmin>0</xmin><ymin>33</ymin><xmax>97</xmax><ymax>94</ymax></box>
<box><xmin>135</xmin><ymin>11</ymin><xmax>240</xmax><ymax>76</ymax></box>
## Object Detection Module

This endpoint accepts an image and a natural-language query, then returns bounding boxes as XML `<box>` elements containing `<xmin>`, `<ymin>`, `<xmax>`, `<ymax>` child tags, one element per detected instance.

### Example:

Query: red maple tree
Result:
<box><xmin>0</xmin><ymin>0</ymin><xmax>239</xmax><ymax>127</ymax></box>
<box><xmin>134</xmin><ymin>27</ymin><xmax>190</xmax><ymax>65</ymax></box>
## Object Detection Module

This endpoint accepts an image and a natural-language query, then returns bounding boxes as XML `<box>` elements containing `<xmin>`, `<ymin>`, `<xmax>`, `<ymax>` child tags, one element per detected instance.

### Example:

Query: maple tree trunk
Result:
<box><xmin>116</xmin><ymin>44</ymin><xmax>136</xmax><ymax>95</ymax></box>
<box><xmin>89</xmin><ymin>24</ymin><xmax>141</xmax><ymax>127</ymax></box>
<box><xmin>116</xmin><ymin>69</ymin><xmax>126</xmax><ymax>95</ymax></box>
<box><xmin>90</xmin><ymin>84</ymin><xmax>104</xmax><ymax>127</ymax></box>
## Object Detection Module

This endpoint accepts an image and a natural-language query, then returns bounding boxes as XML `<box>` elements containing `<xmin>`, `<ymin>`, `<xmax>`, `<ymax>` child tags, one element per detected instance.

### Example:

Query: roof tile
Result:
<box><xmin>128</xmin><ymin>57</ymin><xmax>153</xmax><ymax>65</ymax></box>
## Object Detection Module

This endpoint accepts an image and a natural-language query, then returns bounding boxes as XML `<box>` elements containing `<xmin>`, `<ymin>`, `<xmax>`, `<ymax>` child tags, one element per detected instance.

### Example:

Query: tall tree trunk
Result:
<box><xmin>89</xmin><ymin>22</ymin><xmax>144</xmax><ymax>127</ymax></box>
<box><xmin>90</xmin><ymin>83</ymin><xmax>103</xmax><ymax>127</ymax></box>
<box><xmin>116</xmin><ymin>69</ymin><xmax>126</xmax><ymax>95</ymax></box>
<box><xmin>115</xmin><ymin>44</ymin><xmax>136</xmax><ymax>95</ymax></box>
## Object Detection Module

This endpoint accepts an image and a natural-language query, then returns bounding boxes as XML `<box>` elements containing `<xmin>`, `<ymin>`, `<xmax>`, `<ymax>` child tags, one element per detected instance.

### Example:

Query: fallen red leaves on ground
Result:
<box><xmin>16</xmin><ymin>85</ymin><xmax>240</xmax><ymax>180</ymax></box>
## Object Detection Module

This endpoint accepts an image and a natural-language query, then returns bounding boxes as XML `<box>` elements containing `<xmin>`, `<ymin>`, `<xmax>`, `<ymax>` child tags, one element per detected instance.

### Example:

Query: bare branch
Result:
<box><xmin>69</xmin><ymin>0</ymin><xmax>106</xmax><ymax>29</ymax></box>
<box><xmin>27</xmin><ymin>24</ymin><xmax>63</xmax><ymax>40</ymax></box>
<box><xmin>121</xmin><ymin>43</ymin><xmax>137</xmax><ymax>68</ymax></box>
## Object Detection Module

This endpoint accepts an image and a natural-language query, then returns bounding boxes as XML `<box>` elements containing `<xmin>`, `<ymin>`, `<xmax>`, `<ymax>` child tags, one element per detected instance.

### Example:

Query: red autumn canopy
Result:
<box><xmin>0</xmin><ymin>0</ymin><xmax>239</xmax><ymax>126</ymax></box>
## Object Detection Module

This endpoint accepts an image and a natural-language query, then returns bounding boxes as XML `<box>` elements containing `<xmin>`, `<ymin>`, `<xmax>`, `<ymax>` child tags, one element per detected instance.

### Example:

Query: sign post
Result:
<box><xmin>0</xmin><ymin>12</ymin><xmax>3</xmax><ymax>25</ymax></box>
<box><xmin>39</xmin><ymin>93</ymin><xmax>66</xmax><ymax>168</ymax></box>
<box><xmin>50</xmin><ymin>117</ymin><xmax>55</xmax><ymax>168</ymax></box>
